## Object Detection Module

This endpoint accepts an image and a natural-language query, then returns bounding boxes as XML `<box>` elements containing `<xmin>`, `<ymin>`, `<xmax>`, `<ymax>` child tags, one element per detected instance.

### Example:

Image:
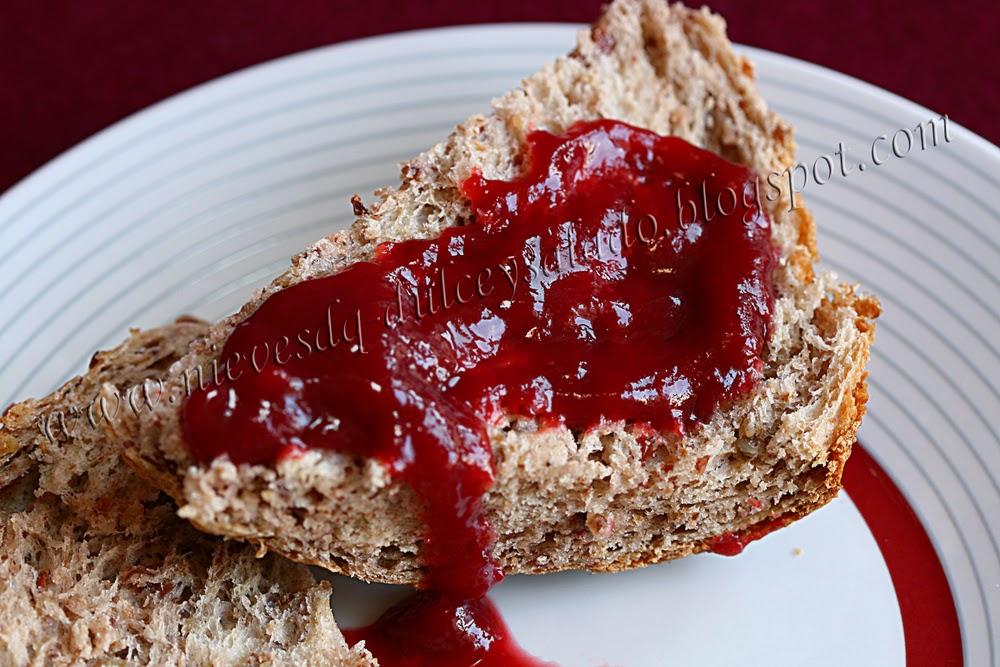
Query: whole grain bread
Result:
<box><xmin>0</xmin><ymin>321</ymin><xmax>373</xmax><ymax>667</ymax></box>
<box><xmin>111</xmin><ymin>0</ymin><xmax>878</xmax><ymax>586</ymax></box>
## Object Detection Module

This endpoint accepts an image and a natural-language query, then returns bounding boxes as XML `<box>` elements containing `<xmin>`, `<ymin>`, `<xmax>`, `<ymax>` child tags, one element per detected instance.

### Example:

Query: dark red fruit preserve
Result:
<box><xmin>344</xmin><ymin>593</ymin><xmax>550</xmax><ymax>667</ymax></box>
<box><xmin>708</xmin><ymin>515</ymin><xmax>792</xmax><ymax>556</ymax></box>
<box><xmin>182</xmin><ymin>119</ymin><xmax>775</xmax><ymax>623</ymax></box>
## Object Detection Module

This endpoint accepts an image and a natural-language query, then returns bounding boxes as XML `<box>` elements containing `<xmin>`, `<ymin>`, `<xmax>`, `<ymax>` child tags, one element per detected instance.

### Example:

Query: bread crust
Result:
<box><xmin>112</xmin><ymin>0</ymin><xmax>879</xmax><ymax>586</ymax></box>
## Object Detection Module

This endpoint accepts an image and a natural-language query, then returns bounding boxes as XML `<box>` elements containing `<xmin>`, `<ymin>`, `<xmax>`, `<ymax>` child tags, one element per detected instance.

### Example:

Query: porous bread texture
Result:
<box><xmin>0</xmin><ymin>319</ymin><xmax>205</xmax><ymax>531</ymax></box>
<box><xmin>0</xmin><ymin>322</ymin><xmax>373</xmax><ymax>667</ymax></box>
<box><xmin>115</xmin><ymin>0</ymin><xmax>878</xmax><ymax>585</ymax></box>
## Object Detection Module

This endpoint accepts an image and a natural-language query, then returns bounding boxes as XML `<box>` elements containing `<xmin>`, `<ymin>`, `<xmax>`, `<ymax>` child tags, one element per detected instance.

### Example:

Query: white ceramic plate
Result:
<box><xmin>1</xmin><ymin>25</ymin><xmax>996</xmax><ymax>667</ymax></box>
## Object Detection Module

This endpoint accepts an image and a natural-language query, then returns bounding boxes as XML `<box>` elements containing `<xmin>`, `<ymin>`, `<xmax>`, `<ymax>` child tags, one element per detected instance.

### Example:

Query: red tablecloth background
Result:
<box><xmin>1</xmin><ymin>0</ymin><xmax>997</xmax><ymax>195</ymax></box>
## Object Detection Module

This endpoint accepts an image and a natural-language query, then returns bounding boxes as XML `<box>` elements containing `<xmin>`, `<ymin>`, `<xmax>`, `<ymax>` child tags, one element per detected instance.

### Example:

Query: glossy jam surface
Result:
<box><xmin>182</xmin><ymin>119</ymin><xmax>776</xmax><ymax>601</ymax></box>
<box><xmin>344</xmin><ymin>593</ymin><xmax>549</xmax><ymax>667</ymax></box>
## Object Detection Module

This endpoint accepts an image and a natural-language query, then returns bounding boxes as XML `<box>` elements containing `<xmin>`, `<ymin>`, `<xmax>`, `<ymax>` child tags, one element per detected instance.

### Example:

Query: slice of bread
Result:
<box><xmin>0</xmin><ymin>321</ymin><xmax>373</xmax><ymax>666</ymax></box>
<box><xmin>112</xmin><ymin>0</ymin><xmax>878</xmax><ymax>586</ymax></box>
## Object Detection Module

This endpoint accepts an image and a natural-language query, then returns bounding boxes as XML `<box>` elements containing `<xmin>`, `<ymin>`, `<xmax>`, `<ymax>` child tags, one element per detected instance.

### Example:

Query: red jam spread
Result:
<box><xmin>343</xmin><ymin>593</ymin><xmax>550</xmax><ymax>667</ymax></box>
<box><xmin>182</xmin><ymin>119</ymin><xmax>775</xmax><ymax>660</ymax></box>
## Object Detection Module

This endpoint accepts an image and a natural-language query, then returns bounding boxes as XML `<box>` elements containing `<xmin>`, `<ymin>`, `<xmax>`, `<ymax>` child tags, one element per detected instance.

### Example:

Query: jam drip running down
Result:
<box><xmin>182</xmin><ymin>119</ymin><xmax>776</xmax><ymax>661</ymax></box>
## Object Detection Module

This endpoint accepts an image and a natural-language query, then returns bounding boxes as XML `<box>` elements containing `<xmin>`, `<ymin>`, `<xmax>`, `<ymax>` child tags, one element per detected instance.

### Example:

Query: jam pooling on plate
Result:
<box><xmin>182</xmin><ymin>119</ymin><xmax>776</xmax><ymax>657</ymax></box>
<box><xmin>343</xmin><ymin>593</ymin><xmax>550</xmax><ymax>667</ymax></box>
